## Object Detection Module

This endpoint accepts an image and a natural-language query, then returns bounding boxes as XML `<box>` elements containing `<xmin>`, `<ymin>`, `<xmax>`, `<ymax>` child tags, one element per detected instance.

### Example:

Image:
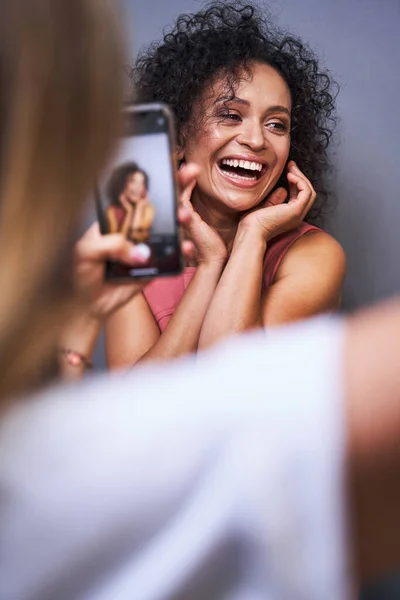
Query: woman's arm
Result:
<box><xmin>132</xmin><ymin>199</ymin><xmax>154</xmax><ymax>231</ymax></box>
<box><xmin>106</xmin><ymin>204</ymin><xmax>134</xmax><ymax>237</ymax></box>
<box><xmin>106</xmin><ymin>174</ymin><xmax>228</xmax><ymax>368</ymax></box>
<box><xmin>106</xmin><ymin>259</ymin><xmax>225</xmax><ymax>368</ymax></box>
<box><xmin>59</xmin><ymin>223</ymin><xmax>152</xmax><ymax>379</ymax></box>
<box><xmin>62</xmin><ymin>163</ymin><xmax>202</xmax><ymax>376</ymax></box>
<box><xmin>59</xmin><ymin>312</ymin><xmax>102</xmax><ymax>378</ymax></box>
<box><xmin>199</xmin><ymin>162</ymin><xmax>345</xmax><ymax>349</ymax></box>
<box><xmin>345</xmin><ymin>298</ymin><xmax>400</xmax><ymax>581</ymax></box>
<box><xmin>261</xmin><ymin>231</ymin><xmax>345</xmax><ymax>326</ymax></box>
<box><xmin>198</xmin><ymin>226</ymin><xmax>267</xmax><ymax>349</ymax></box>
<box><xmin>104</xmin><ymin>292</ymin><xmax>160</xmax><ymax>367</ymax></box>
<box><xmin>106</xmin><ymin>206</ymin><xmax>119</xmax><ymax>234</ymax></box>
<box><xmin>199</xmin><ymin>229</ymin><xmax>345</xmax><ymax>350</ymax></box>
<box><xmin>120</xmin><ymin>205</ymin><xmax>135</xmax><ymax>237</ymax></box>
<box><xmin>143</xmin><ymin>203</ymin><xmax>155</xmax><ymax>230</ymax></box>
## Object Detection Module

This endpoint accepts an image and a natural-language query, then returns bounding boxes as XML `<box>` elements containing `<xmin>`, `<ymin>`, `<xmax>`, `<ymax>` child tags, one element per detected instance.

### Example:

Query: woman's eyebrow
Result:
<box><xmin>215</xmin><ymin>96</ymin><xmax>290</xmax><ymax>116</ymax></box>
<box><xmin>214</xmin><ymin>95</ymin><xmax>249</xmax><ymax>107</ymax></box>
<box><xmin>265</xmin><ymin>104</ymin><xmax>291</xmax><ymax>116</ymax></box>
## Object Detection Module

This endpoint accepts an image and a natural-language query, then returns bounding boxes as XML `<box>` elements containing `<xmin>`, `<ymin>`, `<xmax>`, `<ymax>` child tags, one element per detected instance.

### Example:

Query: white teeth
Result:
<box><xmin>224</xmin><ymin>170</ymin><xmax>256</xmax><ymax>181</ymax></box>
<box><xmin>220</xmin><ymin>158</ymin><xmax>263</xmax><ymax>171</ymax></box>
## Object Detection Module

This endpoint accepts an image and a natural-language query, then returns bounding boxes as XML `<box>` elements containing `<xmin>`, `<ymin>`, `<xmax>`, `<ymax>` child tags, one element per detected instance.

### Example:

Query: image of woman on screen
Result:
<box><xmin>106</xmin><ymin>162</ymin><xmax>155</xmax><ymax>242</ymax></box>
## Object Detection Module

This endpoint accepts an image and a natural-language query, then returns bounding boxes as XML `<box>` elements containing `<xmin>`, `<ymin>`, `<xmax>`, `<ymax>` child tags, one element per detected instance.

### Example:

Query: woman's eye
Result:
<box><xmin>267</xmin><ymin>121</ymin><xmax>288</xmax><ymax>132</ymax></box>
<box><xmin>219</xmin><ymin>112</ymin><xmax>241</xmax><ymax>122</ymax></box>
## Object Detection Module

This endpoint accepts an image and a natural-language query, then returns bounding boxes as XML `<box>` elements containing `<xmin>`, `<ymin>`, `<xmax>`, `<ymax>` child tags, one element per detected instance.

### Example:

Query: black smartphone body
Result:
<box><xmin>95</xmin><ymin>103</ymin><xmax>183</xmax><ymax>280</ymax></box>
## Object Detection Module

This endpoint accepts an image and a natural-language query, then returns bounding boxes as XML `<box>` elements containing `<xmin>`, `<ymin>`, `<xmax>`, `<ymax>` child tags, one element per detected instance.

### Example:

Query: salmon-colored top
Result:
<box><xmin>108</xmin><ymin>204</ymin><xmax>127</xmax><ymax>228</ymax></box>
<box><xmin>144</xmin><ymin>222</ymin><xmax>321</xmax><ymax>332</ymax></box>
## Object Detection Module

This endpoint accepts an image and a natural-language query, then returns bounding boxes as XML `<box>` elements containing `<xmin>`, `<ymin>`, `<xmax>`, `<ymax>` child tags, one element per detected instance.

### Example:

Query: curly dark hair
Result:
<box><xmin>106</xmin><ymin>161</ymin><xmax>149</xmax><ymax>206</ymax></box>
<box><xmin>132</xmin><ymin>1</ymin><xmax>338</xmax><ymax>224</ymax></box>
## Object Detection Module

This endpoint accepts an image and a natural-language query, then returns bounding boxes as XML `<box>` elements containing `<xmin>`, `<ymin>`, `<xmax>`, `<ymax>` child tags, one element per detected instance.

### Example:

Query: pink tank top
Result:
<box><xmin>144</xmin><ymin>222</ymin><xmax>321</xmax><ymax>332</ymax></box>
<box><xmin>111</xmin><ymin>205</ymin><xmax>128</xmax><ymax>226</ymax></box>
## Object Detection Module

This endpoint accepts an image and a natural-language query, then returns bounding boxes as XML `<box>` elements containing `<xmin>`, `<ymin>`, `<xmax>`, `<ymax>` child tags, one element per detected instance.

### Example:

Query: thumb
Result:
<box><xmin>76</xmin><ymin>232</ymin><xmax>151</xmax><ymax>266</ymax></box>
<box><xmin>178</xmin><ymin>162</ymin><xmax>200</xmax><ymax>188</ymax></box>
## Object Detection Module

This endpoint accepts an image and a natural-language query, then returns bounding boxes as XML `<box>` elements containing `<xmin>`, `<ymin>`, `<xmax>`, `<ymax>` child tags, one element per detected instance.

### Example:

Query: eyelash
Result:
<box><xmin>268</xmin><ymin>121</ymin><xmax>288</xmax><ymax>132</ymax></box>
<box><xmin>218</xmin><ymin>112</ymin><xmax>289</xmax><ymax>132</ymax></box>
<box><xmin>219</xmin><ymin>112</ymin><xmax>241</xmax><ymax>122</ymax></box>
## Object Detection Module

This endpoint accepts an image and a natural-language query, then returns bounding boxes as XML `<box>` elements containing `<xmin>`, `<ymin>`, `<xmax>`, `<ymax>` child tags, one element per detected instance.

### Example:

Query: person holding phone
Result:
<box><xmin>105</xmin><ymin>2</ymin><xmax>346</xmax><ymax>368</ymax></box>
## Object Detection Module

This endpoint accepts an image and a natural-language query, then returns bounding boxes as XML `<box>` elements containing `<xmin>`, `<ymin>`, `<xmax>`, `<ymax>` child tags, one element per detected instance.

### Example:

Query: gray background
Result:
<box><xmin>114</xmin><ymin>0</ymin><xmax>400</xmax><ymax>596</ymax></box>
<box><xmin>121</xmin><ymin>0</ymin><xmax>400</xmax><ymax>311</ymax></box>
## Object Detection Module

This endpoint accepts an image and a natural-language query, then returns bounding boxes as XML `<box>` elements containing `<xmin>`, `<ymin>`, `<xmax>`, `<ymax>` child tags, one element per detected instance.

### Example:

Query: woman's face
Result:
<box><xmin>182</xmin><ymin>62</ymin><xmax>291</xmax><ymax>213</ymax></box>
<box><xmin>124</xmin><ymin>171</ymin><xmax>147</xmax><ymax>203</ymax></box>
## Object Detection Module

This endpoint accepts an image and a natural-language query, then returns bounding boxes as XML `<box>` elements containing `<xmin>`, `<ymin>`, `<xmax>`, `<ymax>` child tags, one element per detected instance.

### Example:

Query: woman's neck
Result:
<box><xmin>192</xmin><ymin>189</ymin><xmax>240</xmax><ymax>252</ymax></box>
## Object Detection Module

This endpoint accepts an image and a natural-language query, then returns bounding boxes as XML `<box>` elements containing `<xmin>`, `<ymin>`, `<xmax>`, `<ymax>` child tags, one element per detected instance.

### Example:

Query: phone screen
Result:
<box><xmin>96</xmin><ymin>104</ymin><xmax>182</xmax><ymax>279</ymax></box>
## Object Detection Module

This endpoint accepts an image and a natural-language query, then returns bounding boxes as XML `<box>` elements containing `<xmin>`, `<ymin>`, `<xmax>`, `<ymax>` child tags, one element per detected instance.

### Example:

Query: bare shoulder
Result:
<box><xmin>262</xmin><ymin>230</ymin><xmax>346</xmax><ymax>325</ymax></box>
<box><xmin>275</xmin><ymin>230</ymin><xmax>346</xmax><ymax>284</ymax></box>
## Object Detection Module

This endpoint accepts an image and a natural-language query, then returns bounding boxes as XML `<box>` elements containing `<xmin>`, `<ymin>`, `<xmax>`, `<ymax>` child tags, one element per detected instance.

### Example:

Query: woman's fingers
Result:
<box><xmin>181</xmin><ymin>239</ymin><xmax>195</xmax><ymax>257</ymax></box>
<box><xmin>177</xmin><ymin>204</ymin><xmax>193</xmax><ymax>225</ymax></box>
<box><xmin>179</xmin><ymin>178</ymin><xmax>196</xmax><ymax>209</ymax></box>
<box><xmin>286</xmin><ymin>162</ymin><xmax>316</xmax><ymax>216</ymax></box>
<box><xmin>75</xmin><ymin>228</ymin><xmax>150</xmax><ymax>266</ymax></box>
<box><xmin>288</xmin><ymin>162</ymin><xmax>316</xmax><ymax>198</ymax></box>
<box><xmin>287</xmin><ymin>172</ymin><xmax>309</xmax><ymax>200</ymax></box>
<box><xmin>287</xmin><ymin>161</ymin><xmax>300</xmax><ymax>200</ymax></box>
<box><xmin>177</xmin><ymin>162</ymin><xmax>200</xmax><ymax>189</ymax></box>
<box><xmin>265</xmin><ymin>187</ymin><xmax>288</xmax><ymax>207</ymax></box>
<box><xmin>181</xmin><ymin>239</ymin><xmax>196</xmax><ymax>267</ymax></box>
<box><xmin>286</xmin><ymin>174</ymin><xmax>313</xmax><ymax>220</ymax></box>
<box><xmin>176</xmin><ymin>164</ymin><xmax>201</xmax><ymax>256</ymax></box>
<box><xmin>177</xmin><ymin>162</ymin><xmax>199</xmax><ymax>208</ymax></box>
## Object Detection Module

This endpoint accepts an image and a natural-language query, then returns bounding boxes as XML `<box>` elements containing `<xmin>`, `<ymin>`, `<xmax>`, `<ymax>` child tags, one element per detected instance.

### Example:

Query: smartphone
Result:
<box><xmin>95</xmin><ymin>103</ymin><xmax>183</xmax><ymax>280</ymax></box>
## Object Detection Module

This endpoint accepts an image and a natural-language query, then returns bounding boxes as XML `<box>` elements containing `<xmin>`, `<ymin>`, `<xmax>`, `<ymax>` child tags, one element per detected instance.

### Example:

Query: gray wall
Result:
<box><xmin>121</xmin><ymin>0</ymin><xmax>400</xmax><ymax>311</ymax></box>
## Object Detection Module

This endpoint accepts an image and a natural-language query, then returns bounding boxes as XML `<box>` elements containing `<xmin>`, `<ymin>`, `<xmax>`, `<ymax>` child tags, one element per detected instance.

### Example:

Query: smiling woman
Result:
<box><xmin>183</xmin><ymin>63</ymin><xmax>292</xmax><ymax>214</ymax></box>
<box><xmin>105</xmin><ymin>1</ymin><xmax>347</xmax><ymax>367</ymax></box>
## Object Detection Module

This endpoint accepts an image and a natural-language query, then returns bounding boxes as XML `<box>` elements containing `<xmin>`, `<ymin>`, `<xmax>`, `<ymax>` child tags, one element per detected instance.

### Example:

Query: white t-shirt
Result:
<box><xmin>0</xmin><ymin>318</ymin><xmax>349</xmax><ymax>600</ymax></box>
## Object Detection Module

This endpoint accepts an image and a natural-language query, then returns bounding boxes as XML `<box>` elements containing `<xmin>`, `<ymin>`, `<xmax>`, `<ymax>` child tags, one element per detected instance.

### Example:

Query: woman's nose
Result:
<box><xmin>237</xmin><ymin>120</ymin><xmax>266</xmax><ymax>151</ymax></box>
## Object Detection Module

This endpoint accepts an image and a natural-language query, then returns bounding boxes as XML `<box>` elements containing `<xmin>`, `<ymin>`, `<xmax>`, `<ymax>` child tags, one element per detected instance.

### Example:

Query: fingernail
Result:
<box><xmin>129</xmin><ymin>243</ymin><xmax>151</xmax><ymax>262</ymax></box>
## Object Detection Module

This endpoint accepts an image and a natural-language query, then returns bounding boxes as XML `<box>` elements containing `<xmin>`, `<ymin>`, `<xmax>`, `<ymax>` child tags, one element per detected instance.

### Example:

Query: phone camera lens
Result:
<box><xmin>157</xmin><ymin>116</ymin><xmax>165</xmax><ymax>126</ymax></box>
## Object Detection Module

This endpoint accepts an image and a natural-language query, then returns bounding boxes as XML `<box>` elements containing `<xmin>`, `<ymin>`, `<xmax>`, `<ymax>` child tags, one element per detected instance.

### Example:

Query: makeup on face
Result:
<box><xmin>183</xmin><ymin>62</ymin><xmax>292</xmax><ymax>213</ymax></box>
<box><xmin>125</xmin><ymin>171</ymin><xmax>147</xmax><ymax>202</ymax></box>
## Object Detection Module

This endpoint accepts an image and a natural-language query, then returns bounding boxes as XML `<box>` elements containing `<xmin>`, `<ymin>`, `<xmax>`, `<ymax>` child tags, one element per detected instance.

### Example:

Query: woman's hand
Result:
<box><xmin>60</xmin><ymin>164</ymin><xmax>201</xmax><ymax>377</ymax></box>
<box><xmin>238</xmin><ymin>161</ymin><xmax>317</xmax><ymax>242</ymax></box>
<box><xmin>180</xmin><ymin>176</ymin><xmax>227</xmax><ymax>267</ymax></box>
<box><xmin>74</xmin><ymin>163</ymin><xmax>200</xmax><ymax>322</ymax></box>
<box><xmin>120</xmin><ymin>195</ymin><xmax>135</xmax><ymax>212</ymax></box>
<box><xmin>140</xmin><ymin>191</ymin><xmax>151</xmax><ymax>205</ymax></box>
<box><xmin>73</xmin><ymin>223</ymin><xmax>151</xmax><ymax>319</ymax></box>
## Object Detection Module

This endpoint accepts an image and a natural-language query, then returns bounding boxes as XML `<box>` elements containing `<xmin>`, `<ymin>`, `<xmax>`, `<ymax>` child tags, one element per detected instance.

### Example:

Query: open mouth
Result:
<box><xmin>218</xmin><ymin>158</ymin><xmax>266</xmax><ymax>182</ymax></box>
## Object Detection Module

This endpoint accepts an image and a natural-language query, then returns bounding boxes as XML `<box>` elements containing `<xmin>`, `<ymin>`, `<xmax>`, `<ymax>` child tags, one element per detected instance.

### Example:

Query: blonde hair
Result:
<box><xmin>0</xmin><ymin>0</ymin><xmax>125</xmax><ymax>401</ymax></box>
